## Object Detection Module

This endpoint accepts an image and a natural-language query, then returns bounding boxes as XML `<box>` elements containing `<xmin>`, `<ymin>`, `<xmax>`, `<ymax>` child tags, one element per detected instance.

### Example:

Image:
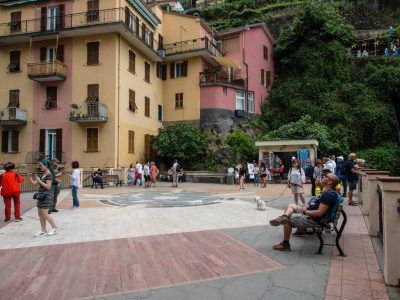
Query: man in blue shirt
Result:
<box><xmin>344</xmin><ymin>153</ymin><xmax>358</xmax><ymax>206</ymax></box>
<box><xmin>269</xmin><ymin>173</ymin><xmax>340</xmax><ymax>251</ymax></box>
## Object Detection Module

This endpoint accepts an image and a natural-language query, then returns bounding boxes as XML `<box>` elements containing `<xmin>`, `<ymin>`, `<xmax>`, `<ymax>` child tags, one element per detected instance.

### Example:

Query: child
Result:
<box><xmin>68</xmin><ymin>161</ymin><xmax>80</xmax><ymax>208</ymax></box>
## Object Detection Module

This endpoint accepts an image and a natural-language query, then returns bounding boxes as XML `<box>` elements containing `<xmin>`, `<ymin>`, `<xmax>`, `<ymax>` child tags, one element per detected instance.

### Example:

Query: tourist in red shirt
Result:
<box><xmin>0</xmin><ymin>162</ymin><xmax>24</xmax><ymax>222</ymax></box>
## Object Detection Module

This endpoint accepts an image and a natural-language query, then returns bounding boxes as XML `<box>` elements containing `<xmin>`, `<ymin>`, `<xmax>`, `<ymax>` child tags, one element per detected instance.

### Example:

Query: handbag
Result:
<box><xmin>33</xmin><ymin>192</ymin><xmax>45</xmax><ymax>201</ymax></box>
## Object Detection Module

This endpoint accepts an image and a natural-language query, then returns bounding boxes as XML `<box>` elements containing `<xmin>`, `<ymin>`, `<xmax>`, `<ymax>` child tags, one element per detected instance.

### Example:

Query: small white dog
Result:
<box><xmin>256</xmin><ymin>196</ymin><xmax>266</xmax><ymax>211</ymax></box>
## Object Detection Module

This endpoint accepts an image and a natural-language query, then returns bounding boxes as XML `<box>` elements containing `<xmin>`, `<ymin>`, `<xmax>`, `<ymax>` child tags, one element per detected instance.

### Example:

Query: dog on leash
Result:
<box><xmin>256</xmin><ymin>196</ymin><xmax>266</xmax><ymax>211</ymax></box>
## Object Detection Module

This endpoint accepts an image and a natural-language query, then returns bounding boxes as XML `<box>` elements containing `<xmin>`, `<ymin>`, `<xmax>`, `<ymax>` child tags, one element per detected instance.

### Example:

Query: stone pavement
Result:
<box><xmin>0</xmin><ymin>182</ymin><xmax>396</xmax><ymax>299</ymax></box>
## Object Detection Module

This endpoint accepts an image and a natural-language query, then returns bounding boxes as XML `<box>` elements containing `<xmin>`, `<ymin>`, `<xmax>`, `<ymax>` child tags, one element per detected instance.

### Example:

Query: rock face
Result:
<box><xmin>200</xmin><ymin>108</ymin><xmax>254</xmax><ymax>135</ymax></box>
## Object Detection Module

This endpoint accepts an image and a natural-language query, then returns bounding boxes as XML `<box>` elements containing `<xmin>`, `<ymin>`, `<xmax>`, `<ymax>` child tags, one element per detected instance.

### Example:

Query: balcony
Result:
<box><xmin>69</xmin><ymin>103</ymin><xmax>108</xmax><ymax>123</ymax></box>
<box><xmin>27</xmin><ymin>60</ymin><xmax>67</xmax><ymax>82</ymax></box>
<box><xmin>163</xmin><ymin>37</ymin><xmax>223</xmax><ymax>66</ymax></box>
<box><xmin>0</xmin><ymin>8</ymin><xmax>163</xmax><ymax>62</ymax></box>
<box><xmin>0</xmin><ymin>108</ymin><xmax>27</xmax><ymax>126</ymax></box>
<box><xmin>199</xmin><ymin>71</ymin><xmax>246</xmax><ymax>88</ymax></box>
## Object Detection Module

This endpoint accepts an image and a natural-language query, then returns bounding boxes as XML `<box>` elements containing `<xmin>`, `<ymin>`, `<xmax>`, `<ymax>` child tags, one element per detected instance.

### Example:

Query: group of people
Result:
<box><xmin>0</xmin><ymin>159</ymin><xmax>81</xmax><ymax>237</ymax></box>
<box><xmin>271</xmin><ymin>152</ymin><xmax>362</xmax><ymax>251</ymax></box>
<box><xmin>235</xmin><ymin>162</ymin><xmax>272</xmax><ymax>190</ymax></box>
<box><xmin>128</xmin><ymin>161</ymin><xmax>159</xmax><ymax>188</ymax></box>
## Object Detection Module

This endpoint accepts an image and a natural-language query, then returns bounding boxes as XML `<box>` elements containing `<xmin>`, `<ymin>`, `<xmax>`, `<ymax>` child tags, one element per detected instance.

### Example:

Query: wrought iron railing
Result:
<box><xmin>27</xmin><ymin>60</ymin><xmax>67</xmax><ymax>78</ymax></box>
<box><xmin>163</xmin><ymin>37</ymin><xmax>222</xmax><ymax>57</ymax></box>
<box><xmin>69</xmin><ymin>103</ymin><xmax>108</xmax><ymax>122</ymax></box>
<box><xmin>0</xmin><ymin>107</ymin><xmax>27</xmax><ymax>124</ymax></box>
<box><xmin>25</xmin><ymin>151</ymin><xmax>66</xmax><ymax>164</ymax></box>
<box><xmin>0</xmin><ymin>8</ymin><xmax>161</xmax><ymax>55</ymax></box>
<box><xmin>199</xmin><ymin>71</ymin><xmax>246</xmax><ymax>86</ymax></box>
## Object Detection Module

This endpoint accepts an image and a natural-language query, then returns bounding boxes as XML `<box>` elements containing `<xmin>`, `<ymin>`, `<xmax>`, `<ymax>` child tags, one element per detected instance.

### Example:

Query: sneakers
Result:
<box><xmin>15</xmin><ymin>218</ymin><xmax>23</xmax><ymax>222</ymax></box>
<box><xmin>269</xmin><ymin>215</ymin><xmax>289</xmax><ymax>226</ymax></box>
<box><xmin>51</xmin><ymin>209</ymin><xmax>59</xmax><ymax>213</ymax></box>
<box><xmin>4</xmin><ymin>219</ymin><xmax>11</xmax><ymax>223</ymax></box>
<box><xmin>291</xmin><ymin>231</ymin><xmax>305</xmax><ymax>237</ymax></box>
<box><xmin>34</xmin><ymin>231</ymin><xmax>46</xmax><ymax>237</ymax></box>
<box><xmin>47</xmin><ymin>228</ymin><xmax>57</xmax><ymax>236</ymax></box>
<box><xmin>273</xmin><ymin>241</ymin><xmax>291</xmax><ymax>251</ymax></box>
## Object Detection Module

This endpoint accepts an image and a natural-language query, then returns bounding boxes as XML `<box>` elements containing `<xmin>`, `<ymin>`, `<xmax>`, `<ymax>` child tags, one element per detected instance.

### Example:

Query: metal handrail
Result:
<box><xmin>199</xmin><ymin>71</ymin><xmax>246</xmax><ymax>86</ymax></box>
<box><xmin>163</xmin><ymin>37</ymin><xmax>222</xmax><ymax>56</ymax></box>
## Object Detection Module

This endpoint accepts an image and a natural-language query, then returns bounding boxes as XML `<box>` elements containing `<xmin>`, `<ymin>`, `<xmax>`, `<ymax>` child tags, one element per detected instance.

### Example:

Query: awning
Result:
<box><xmin>212</xmin><ymin>56</ymin><xmax>240</xmax><ymax>69</ymax></box>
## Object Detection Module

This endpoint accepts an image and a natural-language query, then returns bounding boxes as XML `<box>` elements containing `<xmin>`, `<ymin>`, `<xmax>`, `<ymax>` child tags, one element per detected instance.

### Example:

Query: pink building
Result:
<box><xmin>200</xmin><ymin>23</ymin><xmax>274</xmax><ymax>132</ymax></box>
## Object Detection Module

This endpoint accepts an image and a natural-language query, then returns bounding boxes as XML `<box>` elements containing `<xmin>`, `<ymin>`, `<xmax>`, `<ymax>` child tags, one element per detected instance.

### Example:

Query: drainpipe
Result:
<box><xmin>117</xmin><ymin>34</ymin><xmax>121</xmax><ymax>168</ymax></box>
<box><xmin>243</xmin><ymin>27</ymin><xmax>249</xmax><ymax>115</ymax></box>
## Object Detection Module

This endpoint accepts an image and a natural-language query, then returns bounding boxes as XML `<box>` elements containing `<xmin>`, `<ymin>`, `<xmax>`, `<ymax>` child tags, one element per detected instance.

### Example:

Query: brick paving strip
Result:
<box><xmin>0</xmin><ymin>230</ymin><xmax>283</xmax><ymax>300</ymax></box>
<box><xmin>325</xmin><ymin>205</ymin><xmax>389</xmax><ymax>300</ymax></box>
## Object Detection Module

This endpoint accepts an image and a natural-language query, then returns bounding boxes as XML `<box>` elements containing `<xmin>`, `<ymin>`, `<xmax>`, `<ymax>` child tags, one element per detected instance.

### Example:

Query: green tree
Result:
<box><xmin>225</xmin><ymin>130</ymin><xmax>258</xmax><ymax>163</ymax></box>
<box><xmin>153</xmin><ymin>122</ymin><xmax>208</xmax><ymax>167</ymax></box>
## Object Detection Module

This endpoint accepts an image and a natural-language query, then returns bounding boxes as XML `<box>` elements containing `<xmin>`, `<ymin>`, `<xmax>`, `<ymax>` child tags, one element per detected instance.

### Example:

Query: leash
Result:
<box><xmin>263</xmin><ymin>185</ymin><xmax>289</xmax><ymax>203</ymax></box>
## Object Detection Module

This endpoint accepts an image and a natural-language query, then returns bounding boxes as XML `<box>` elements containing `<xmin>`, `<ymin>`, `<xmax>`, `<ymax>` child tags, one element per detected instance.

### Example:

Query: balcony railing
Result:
<box><xmin>27</xmin><ymin>60</ymin><xmax>67</xmax><ymax>82</ymax></box>
<box><xmin>163</xmin><ymin>37</ymin><xmax>222</xmax><ymax>57</ymax></box>
<box><xmin>69</xmin><ymin>103</ymin><xmax>108</xmax><ymax>123</ymax></box>
<box><xmin>0</xmin><ymin>108</ymin><xmax>27</xmax><ymax>125</ymax></box>
<box><xmin>0</xmin><ymin>8</ymin><xmax>163</xmax><ymax>60</ymax></box>
<box><xmin>25</xmin><ymin>151</ymin><xmax>66</xmax><ymax>164</ymax></box>
<box><xmin>199</xmin><ymin>71</ymin><xmax>246</xmax><ymax>87</ymax></box>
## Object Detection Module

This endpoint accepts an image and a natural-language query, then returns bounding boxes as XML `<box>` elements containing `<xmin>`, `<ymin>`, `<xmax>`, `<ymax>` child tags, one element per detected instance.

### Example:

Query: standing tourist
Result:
<box><xmin>239</xmin><ymin>163</ymin><xmax>246</xmax><ymax>190</ymax></box>
<box><xmin>330</xmin><ymin>155</ymin><xmax>336</xmax><ymax>173</ymax></box>
<box><xmin>313</xmin><ymin>159</ymin><xmax>323</xmax><ymax>182</ymax></box>
<box><xmin>136</xmin><ymin>161</ymin><xmax>143</xmax><ymax>186</ymax></box>
<box><xmin>0</xmin><ymin>162</ymin><xmax>24</xmax><ymax>222</ymax></box>
<box><xmin>150</xmin><ymin>162</ymin><xmax>158</xmax><ymax>187</ymax></box>
<box><xmin>335</xmin><ymin>156</ymin><xmax>347</xmax><ymax>197</ymax></box>
<box><xmin>29</xmin><ymin>160</ymin><xmax>57</xmax><ymax>236</ymax></box>
<box><xmin>344</xmin><ymin>153</ymin><xmax>358</xmax><ymax>206</ymax></box>
<box><xmin>172</xmin><ymin>160</ymin><xmax>179</xmax><ymax>188</ymax></box>
<box><xmin>288</xmin><ymin>160</ymin><xmax>306</xmax><ymax>205</ymax></box>
<box><xmin>49</xmin><ymin>158</ymin><xmax>62</xmax><ymax>213</ymax></box>
<box><xmin>143</xmin><ymin>162</ymin><xmax>151</xmax><ymax>188</ymax></box>
<box><xmin>259</xmin><ymin>162</ymin><xmax>266</xmax><ymax>187</ymax></box>
<box><xmin>253</xmin><ymin>162</ymin><xmax>259</xmax><ymax>187</ymax></box>
<box><xmin>323</xmin><ymin>157</ymin><xmax>335</xmax><ymax>173</ymax></box>
<box><xmin>128</xmin><ymin>164</ymin><xmax>136</xmax><ymax>187</ymax></box>
<box><xmin>305</xmin><ymin>161</ymin><xmax>316</xmax><ymax>196</ymax></box>
<box><xmin>68</xmin><ymin>161</ymin><xmax>81</xmax><ymax>208</ymax></box>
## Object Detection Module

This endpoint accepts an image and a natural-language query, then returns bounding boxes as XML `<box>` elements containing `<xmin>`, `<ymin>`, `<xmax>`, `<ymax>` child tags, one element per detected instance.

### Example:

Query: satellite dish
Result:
<box><xmin>227</xmin><ymin>167</ymin><xmax>234</xmax><ymax>174</ymax></box>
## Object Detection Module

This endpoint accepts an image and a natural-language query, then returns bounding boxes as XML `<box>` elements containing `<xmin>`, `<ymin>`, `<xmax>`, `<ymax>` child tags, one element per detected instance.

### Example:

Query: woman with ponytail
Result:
<box><xmin>29</xmin><ymin>159</ymin><xmax>57</xmax><ymax>237</ymax></box>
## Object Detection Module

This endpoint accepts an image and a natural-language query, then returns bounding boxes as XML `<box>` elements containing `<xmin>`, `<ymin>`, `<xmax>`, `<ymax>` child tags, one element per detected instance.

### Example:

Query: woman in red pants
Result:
<box><xmin>0</xmin><ymin>162</ymin><xmax>24</xmax><ymax>222</ymax></box>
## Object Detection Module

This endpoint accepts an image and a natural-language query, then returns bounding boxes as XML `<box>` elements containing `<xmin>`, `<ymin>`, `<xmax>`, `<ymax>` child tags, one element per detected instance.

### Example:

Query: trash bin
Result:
<box><xmin>226</xmin><ymin>173</ymin><xmax>234</xmax><ymax>185</ymax></box>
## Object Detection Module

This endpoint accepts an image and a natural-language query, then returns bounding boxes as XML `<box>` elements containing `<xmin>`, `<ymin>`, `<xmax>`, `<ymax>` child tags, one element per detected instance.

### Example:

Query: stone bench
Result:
<box><xmin>185</xmin><ymin>172</ymin><xmax>226</xmax><ymax>184</ymax></box>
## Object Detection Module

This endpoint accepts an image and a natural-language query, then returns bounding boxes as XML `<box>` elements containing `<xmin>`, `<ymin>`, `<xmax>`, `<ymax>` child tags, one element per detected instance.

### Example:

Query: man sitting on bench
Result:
<box><xmin>91</xmin><ymin>169</ymin><xmax>104</xmax><ymax>189</ymax></box>
<box><xmin>269</xmin><ymin>173</ymin><xmax>340</xmax><ymax>251</ymax></box>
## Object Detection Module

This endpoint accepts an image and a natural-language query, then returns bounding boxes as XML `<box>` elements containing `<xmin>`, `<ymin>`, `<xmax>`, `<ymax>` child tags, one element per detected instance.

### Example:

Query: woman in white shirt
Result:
<box><xmin>288</xmin><ymin>160</ymin><xmax>306</xmax><ymax>205</ymax></box>
<box><xmin>68</xmin><ymin>161</ymin><xmax>80</xmax><ymax>208</ymax></box>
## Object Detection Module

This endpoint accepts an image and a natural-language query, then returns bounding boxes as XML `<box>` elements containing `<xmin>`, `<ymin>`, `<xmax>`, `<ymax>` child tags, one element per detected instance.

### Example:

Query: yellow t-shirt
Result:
<box><xmin>316</xmin><ymin>184</ymin><xmax>341</xmax><ymax>196</ymax></box>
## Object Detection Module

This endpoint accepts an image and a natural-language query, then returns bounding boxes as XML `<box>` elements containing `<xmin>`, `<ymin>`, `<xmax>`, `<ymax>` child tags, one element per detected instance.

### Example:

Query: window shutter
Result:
<box><xmin>156</xmin><ymin>62</ymin><xmax>160</xmax><ymax>78</ymax></box>
<box><xmin>266</xmin><ymin>71</ymin><xmax>271</xmax><ymax>86</ymax></box>
<box><xmin>161</xmin><ymin>64</ymin><xmax>167</xmax><ymax>80</ymax></box>
<box><xmin>1</xmin><ymin>131</ymin><xmax>8</xmax><ymax>153</ymax></box>
<box><xmin>8</xmin><ymin>90</ymin><xmax>20</xmax><ymax>108</ymax></box>
<box><xmin>11</xmin><ymin>130</ymin><xmax>19</xmax><ymax>152</ymax></box>
<box><xmin>87</xmin><ymin>128</ymin><xmax>98</xmax><ymax>151</ymax></box>
<box><xmin>9</xmin><ymin>51</ymin><xmax>20</xmax><ymax>71</ymax></box>
<box><xmin>87</xmin><ymin>42</ymin><xmax>99</xmax><ymax>65</ymax></box>
<box><xmin>125</xmin><ymin>6</ymin><xmax>130</xmax><ymax>26</ymax></box>
<box><xmin>10</xmin><ymin>11</ymin><xmax>21</xmax><ymax>32</ymax></box>
<box><xmin>57</xmin><ymin>4</ymin><xmax>65</xmax><ymax>29</ymax></box>
<box><xmin>39</xmin><ymin>129</ymin><xmax>45</xmax><ymax>153</ymax></box>
<box><xmin>144</xmin><ymin>62</ymin><xmax>150</xmax><ymax>82</ymax></box>
<box><xmin>40</xmin><ymin>7</ymin><xmax>47</xmax><ymax>31</ymax></box>
<box><xmin>145</xmin><ymin>97</ymin><xmax>150</xmax><ymax>117</ymax></box>
<box><xmin>261</xmin><ymin>69</ymin><xmax>265</xmax><ymax>86</ymax></box>
<box><xmin>46</xmin><ymin>87</ymin><xmax>57</xmax><ymax>108</ymax></box>
<box><xmin>141</xmin><ymin>23</ymin><xmax>146</xmax><ymax>40</ymax></box>
<box><xmin>150</xmin><ymin>31</ymin><xmax>154</xmax><ymax>49</ymax></box>
<box><xmin>129</xmin><ymin>50</ymin><xmax>135</xmax><ymax>73</ymax></box>
<box><xmin>182</xmin><ymin>61</ymin><xmax>188</xmax><ymax>77</ymax></box>
<box><xmin>129</xmin><ymin>89</ymin><xmax>136</xmax><ymax>111</ymax></box>
<box><xmin>135</xmin><ymin>17</ymin><xmax>139</xmax><ymax>35</ymax></box>
<box><xmin>128</xmin><ymin>130</ymin><xmax>135</xmax><ymax>153</ymax></box>
<box><xmin>40</xmin><ymin>47</ymin><xmax>47</xmax><ymax>62</ymax></box>
<box><xmin>55</xmin><ymin>129</ymin><xmax>62</xmax><ymax>161</ymax></box>
<box><xmin>93</xmin><ymin>0</ymin><xmax>99</xmax><ymax>9</ymax></box>
<box><xmin>158</xmin><ymin>34</ymin><xmax>163</xmax><ymax>50</ymax></box>
<box><xmin>144</xmin><ymin>134</ymin><xmax>150</xmax><ymax>158</ymax></box>
<box><xmin>56</xmin><ymin>45</ymin><xmax>64</xmax><ymax>62</ymax></box>
<box><xmin>170</xmin><ymin>63</ymin><xmax>175</xmax><ymax>79</ymax></box>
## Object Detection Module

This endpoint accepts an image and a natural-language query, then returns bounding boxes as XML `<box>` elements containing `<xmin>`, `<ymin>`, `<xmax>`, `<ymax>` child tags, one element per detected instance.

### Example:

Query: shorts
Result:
<box><xmin>290</xmin><ymin>184</ymin><xmax>304</xmax><ymax>195</ymax></box>
<box><xmin>173</xmin><ymin>173</ymin><xmax>178</xmax><ymax>182</ymax></box>
<box><xmin>144</xmin><ymin>175</ymin><xmax>151</xmax><ymax>182</ymax></box>
<box><xmin>348</xmin><ymin>181</ymin><xmax>357</xmax><ymax>190</ymax></box>
<box><xmin>289</xmin><ymin>207</ymin><xmax>318</xmax><ymax>229</ymax></box>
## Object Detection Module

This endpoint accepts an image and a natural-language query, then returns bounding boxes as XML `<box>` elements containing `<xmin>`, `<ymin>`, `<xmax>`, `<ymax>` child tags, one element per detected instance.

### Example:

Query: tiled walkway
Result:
<box><xmin>325</xmin><ymin>205</ymin><xmax>389</xmax><ymax>300</ymax></box>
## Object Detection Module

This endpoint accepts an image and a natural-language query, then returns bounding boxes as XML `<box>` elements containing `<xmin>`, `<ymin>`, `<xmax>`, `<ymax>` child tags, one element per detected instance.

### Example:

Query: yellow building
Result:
<box><xmin>0</xmin><ymin>0</ymin><xmax>264</xmax><ymax>169</ymax></box>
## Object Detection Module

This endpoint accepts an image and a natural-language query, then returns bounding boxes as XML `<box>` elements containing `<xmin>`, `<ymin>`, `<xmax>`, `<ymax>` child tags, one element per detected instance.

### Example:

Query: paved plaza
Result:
<box><xmin>0</xmin><ymin>183</ymin><xmax>398</xmax><ymax>300</ymax></box>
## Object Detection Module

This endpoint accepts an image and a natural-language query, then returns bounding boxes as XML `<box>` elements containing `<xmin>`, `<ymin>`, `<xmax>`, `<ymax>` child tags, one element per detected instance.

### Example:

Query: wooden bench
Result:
<box><xmin>187</xmin><ymin>172</ymin><xmax>226</xmax><ymax>184</ymax></box>
<box><xmin>103</xmin><ymin>174</ymin><xmax>123</xmax><ymax>187</ymax></box>
<box><xmin>313</xmin><ymin>205</ymin><xmax>347</xmax><ymax>256</ymax></box>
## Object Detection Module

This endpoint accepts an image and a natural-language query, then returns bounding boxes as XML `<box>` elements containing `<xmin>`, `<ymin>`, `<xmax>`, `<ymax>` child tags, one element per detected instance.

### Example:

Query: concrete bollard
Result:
<box><xmin>365</xmin><ymin>171</ymin><xmax>390</xmax><ymax>235</ymax></box>
<box><xmin>377</xmin><ymin>177</ymin><xmax>400</xmax><ymax>286</ymax></box>
<box><xmin>357</xmin><ymin>169</ymin><xmax>378</xmax><ymax>204</ymax></box>
<box><xmin>362</xmin><ymin>171</ymin><xmax>390</xmax><ymax>216</ymax></box>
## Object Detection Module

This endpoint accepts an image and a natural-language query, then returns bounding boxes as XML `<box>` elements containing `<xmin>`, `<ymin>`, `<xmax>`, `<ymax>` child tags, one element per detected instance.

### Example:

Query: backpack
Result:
<box><xmin>326</xmin><ymin>191</ymin><xmax>343</xmax><ymax>223</ymax></box>
<box><xmin>175</xmin><ymin>163</ymin><xmax>180</xmax><ymax>172</ymax></box>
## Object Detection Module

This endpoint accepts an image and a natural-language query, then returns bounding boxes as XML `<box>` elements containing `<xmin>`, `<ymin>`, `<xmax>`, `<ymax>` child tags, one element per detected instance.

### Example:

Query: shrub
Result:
<box><xmin>357</xmin><ymin>143</ymin><xmax>400</xmax><ymax>176</ymax></box>
<box><xmin>225</xmin><ymin>130</ymin><xmax>258</xmax><ymax>163</ymax></box>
